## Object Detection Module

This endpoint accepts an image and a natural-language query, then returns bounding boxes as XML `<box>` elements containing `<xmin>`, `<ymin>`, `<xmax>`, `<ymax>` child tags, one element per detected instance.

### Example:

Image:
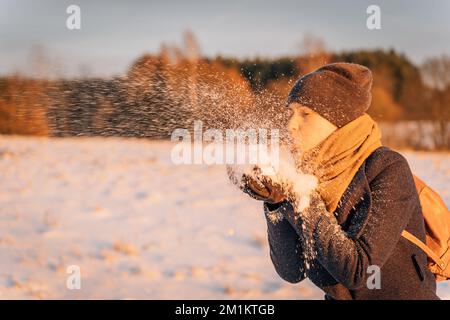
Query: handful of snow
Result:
<box><xmin>227</xmin><ymin>149</ymin><xmax>318</xmax><ymax>213</ymax></box>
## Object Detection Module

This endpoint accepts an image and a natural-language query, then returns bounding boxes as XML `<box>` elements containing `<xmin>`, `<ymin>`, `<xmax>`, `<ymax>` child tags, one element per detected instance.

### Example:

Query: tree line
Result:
<box><xmin>0</xmin><ymin>45</ymin><xmax>449</xmax><ymax>149</ymax></box>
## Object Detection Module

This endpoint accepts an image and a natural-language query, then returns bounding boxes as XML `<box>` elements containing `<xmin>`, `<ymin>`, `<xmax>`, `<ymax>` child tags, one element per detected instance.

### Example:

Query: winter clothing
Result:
<box><xmin>300</xmin><ymin>113</ymin><xmax>382</xmax><ymax>213</ymax></box>
<box><xmin>242</xmin><ymin>167</ymin><xmax>286</xmax><ymax>204</ymax></box>
<box><xmin>264</xmin><ymin>146</ymin><xmax>439</xmax><ymax>300</ymax></box>
<box><xmin>287</xmin><ymin>63</ymin><xmax>373</xmax><ymax>128</ymax></box>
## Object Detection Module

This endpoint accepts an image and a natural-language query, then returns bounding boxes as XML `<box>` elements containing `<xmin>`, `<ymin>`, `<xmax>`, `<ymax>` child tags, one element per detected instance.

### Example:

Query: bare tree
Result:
<box><xmin>296</xmin><ymin>33</ymin><xmax>331</xmax><ymax>75</ymax></box>
<box><xmin>421</xmin><ymin>55</ymin><xmax>450</xmax><ymax>149</ymax></box>
<box><xmin>183</xmin><ymin>30</ymin><xmax>201</xmax><ymax>113</ymax></box>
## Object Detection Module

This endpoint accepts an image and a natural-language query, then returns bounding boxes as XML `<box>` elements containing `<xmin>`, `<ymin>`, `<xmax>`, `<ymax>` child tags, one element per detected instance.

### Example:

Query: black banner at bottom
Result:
<box><xmin>0</xmin><ymin>299</ymin><xmax>442</xmax><ymax>319</ymax></box>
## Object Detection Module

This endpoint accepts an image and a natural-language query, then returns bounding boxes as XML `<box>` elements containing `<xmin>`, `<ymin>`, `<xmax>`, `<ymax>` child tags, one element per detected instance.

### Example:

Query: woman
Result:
<box><xmin>242</xmin><ymin>62</ymin><xmax>439</xmax><ymax>300</ymax></box>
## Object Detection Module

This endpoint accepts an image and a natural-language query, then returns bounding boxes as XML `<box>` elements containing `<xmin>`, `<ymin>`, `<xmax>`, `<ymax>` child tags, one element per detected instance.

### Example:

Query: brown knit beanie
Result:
<box><xmin>287</xmin><ymin>62</ymin><xmax>373</xmax><ymax>128</ymax></box>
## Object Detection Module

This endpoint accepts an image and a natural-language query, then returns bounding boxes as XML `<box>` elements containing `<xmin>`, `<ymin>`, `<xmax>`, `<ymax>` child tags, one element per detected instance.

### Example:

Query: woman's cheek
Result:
<box><xmin>298</xmin><ymin>122</ymin><xmax>308</xmax><ymax>139</ymax></box>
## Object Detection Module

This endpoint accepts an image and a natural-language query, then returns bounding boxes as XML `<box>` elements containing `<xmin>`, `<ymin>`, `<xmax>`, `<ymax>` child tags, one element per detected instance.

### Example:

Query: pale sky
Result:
<box><xmin>1</xmin><ymin>0</ymin><xmax>449</xmax><ymax>77</ymax></box>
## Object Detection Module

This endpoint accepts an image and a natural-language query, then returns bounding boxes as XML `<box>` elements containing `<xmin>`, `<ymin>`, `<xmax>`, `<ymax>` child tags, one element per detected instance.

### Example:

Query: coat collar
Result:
<box><xmin>334</xmin><ymin>162</ymin><xmax>373</xmax><ymax>239</ymax></box>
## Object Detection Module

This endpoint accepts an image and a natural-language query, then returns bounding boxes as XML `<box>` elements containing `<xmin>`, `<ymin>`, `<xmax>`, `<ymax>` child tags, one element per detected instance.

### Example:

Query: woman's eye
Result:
<box><xmin>301</xmin><ymin>110</ymin><xmax>310</xmax><ymax>117</ymax></box>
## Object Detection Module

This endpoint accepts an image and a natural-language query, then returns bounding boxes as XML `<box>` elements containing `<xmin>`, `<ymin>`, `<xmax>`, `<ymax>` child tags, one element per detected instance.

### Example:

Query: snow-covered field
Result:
<box><xmin>0</xmin><ymin>135</ymin><xmax>449</xmax><ymax>299</ymax></box>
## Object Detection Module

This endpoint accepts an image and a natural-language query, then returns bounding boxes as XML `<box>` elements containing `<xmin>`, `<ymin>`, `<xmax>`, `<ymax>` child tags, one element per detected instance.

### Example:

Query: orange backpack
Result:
<box><xmin>401</xmin><ymin>175</ymin><xmax>450</xmax><ymax>281</ymax></box>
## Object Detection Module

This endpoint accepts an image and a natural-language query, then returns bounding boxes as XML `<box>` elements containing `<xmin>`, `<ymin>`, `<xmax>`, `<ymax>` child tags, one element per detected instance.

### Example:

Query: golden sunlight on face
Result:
<box><xmin>287</xmin><ymin>102</ymin><xmax>338</xmax><ymax>154</ymax></box>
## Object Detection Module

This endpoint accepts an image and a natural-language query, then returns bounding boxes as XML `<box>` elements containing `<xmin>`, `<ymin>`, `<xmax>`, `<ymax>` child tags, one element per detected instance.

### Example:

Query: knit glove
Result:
<box><xmin>241</xmin><ymin>167</ymin><xmax>286</xmax><ymax>204</ymax></box>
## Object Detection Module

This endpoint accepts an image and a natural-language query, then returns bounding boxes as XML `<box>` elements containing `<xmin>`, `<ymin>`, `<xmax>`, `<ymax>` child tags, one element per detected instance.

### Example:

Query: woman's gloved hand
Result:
<box><xmin>241</xmin><ymin>167</ymin><xmax>286</xmax><ymax>204</ymax></box>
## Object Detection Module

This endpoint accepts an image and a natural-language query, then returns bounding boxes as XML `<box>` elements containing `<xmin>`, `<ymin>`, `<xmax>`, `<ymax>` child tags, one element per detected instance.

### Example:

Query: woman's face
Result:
<box><xmin>287</xmin><ymin>102</ymin><xmax>337</xmax><ymax>154</ymax></box>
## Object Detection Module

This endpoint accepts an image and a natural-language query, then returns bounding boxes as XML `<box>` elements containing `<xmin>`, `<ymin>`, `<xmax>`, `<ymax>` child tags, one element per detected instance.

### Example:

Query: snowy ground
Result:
<box><xmin>0</xmin><ymin>135</ymin><xmax>449</xmax><ymax>300</ymax></box>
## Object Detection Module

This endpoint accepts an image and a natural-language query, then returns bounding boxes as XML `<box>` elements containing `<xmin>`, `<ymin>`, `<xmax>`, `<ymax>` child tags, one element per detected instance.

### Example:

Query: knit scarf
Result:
<box><xmin>300</xmin><ymin>113</ymin><xmax>382</xmax><ymax>213</ymax></box>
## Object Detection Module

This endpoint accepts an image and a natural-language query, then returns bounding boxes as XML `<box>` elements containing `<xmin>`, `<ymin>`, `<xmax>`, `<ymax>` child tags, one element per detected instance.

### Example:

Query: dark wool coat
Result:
<box><xmin>264</xmin><ymin>146</ymin><xmax>439</xmax><ymax>300</ymax></box>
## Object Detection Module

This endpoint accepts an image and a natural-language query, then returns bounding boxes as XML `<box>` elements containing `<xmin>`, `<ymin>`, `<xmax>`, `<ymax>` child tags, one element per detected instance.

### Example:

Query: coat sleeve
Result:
<box><xmin>285</xmin><ymin>154</ymin><xmax>419</xmax><ymax>289</ymax></box>
<box><xmin>263</xmin><ymin>201</ymin><xmax>306</xmax><ymax>284</ymax></box>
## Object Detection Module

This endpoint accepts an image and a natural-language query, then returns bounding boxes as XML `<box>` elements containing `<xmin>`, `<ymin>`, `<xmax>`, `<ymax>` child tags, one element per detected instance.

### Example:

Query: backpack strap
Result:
<box><xmin>401</xmin><ymin>230</ymin><xmax>446</xmax><ymax>269</ymax></box>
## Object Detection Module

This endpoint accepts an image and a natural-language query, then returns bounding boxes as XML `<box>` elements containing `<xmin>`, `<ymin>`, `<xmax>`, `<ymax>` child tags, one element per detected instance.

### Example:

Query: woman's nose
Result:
<box><xmin>288</xmin><ymin>118</ymin><xmax>298</xmax><ymax>133</ymax></box>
